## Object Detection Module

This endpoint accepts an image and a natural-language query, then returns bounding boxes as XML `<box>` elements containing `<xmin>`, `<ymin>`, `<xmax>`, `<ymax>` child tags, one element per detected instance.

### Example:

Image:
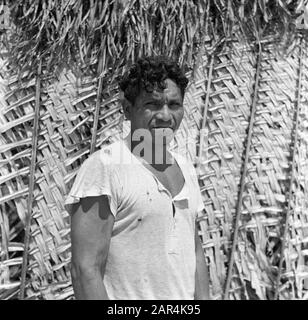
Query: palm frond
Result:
<box><xmin>5</xmin><ymin>0</ymin><xmax>305</xmax><ymax>77</ymax></box>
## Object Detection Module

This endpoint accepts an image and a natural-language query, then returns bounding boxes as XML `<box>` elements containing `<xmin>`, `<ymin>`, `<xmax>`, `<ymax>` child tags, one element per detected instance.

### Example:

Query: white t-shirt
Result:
<box><xmin>65</xmin><ymin>139</ymin><xmax>204</xmax><ymax>300</ymax></box>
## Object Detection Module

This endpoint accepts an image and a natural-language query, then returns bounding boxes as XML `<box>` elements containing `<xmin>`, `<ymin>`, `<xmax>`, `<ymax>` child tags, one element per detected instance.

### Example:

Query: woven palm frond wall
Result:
<box><xmin>197</xmin><ymin>37</ymin><xmax>308</xmax><ymax>300</ymax></box>
<box><xmin>1</xmin><ymin>34</ymin><xmax>307</xmax><ymax>300</ymax></box>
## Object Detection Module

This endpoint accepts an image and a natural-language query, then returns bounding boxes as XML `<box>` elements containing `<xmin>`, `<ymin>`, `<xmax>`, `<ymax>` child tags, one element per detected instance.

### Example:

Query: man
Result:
<box><xmin>65</xmin><ymin>56</ymin><xmax>210</xmax><ymax>300</ymax></box>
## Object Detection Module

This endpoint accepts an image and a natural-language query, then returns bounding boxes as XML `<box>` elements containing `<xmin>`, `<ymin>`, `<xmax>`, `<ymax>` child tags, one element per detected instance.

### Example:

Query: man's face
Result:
<box><xmin>126</xmin><ymin>78</ymin><xmax>184</xmax><ymax>136</ymax></box>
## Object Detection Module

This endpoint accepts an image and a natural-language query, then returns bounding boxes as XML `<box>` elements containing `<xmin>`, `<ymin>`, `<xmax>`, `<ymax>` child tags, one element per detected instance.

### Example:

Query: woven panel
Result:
<box><xmin>195</xmin><ymin>38</ymin><xmax>308</xmax><ymax>300</ymax></box>
<box><xmin>195</xmin><ymin>43</ymin><xmax>257</xmax><ymax>299</ymax></box>
<box><xmin>236</xmin><ymin>38</ymin><xmax>308</xmax><ymax>300</ymax></box>
<box><xmin>1</xmin><ymin>37</ymin><xmax>308</xmax><ymax>299</ymax></box>
<box><xmin>232</xmin><ymin>39</ymin><xmax>301</xmax><ymax>300</ymax></box>
<box><xmin>0</xmin><ymin>45</ymin><xmax>29</xmax><ymax>299</ymax></box>
<box><xmin>281</xmin><ymin>37</ymin><xmax>308</xmax><ymax>300</ymax></box>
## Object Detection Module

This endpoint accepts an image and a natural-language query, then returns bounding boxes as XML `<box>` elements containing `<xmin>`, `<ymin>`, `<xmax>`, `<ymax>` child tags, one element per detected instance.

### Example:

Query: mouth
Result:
<box><xmin>151</xmin><ymin>126</ymin><xmax>174</xmax><ymax>130</ymax></box>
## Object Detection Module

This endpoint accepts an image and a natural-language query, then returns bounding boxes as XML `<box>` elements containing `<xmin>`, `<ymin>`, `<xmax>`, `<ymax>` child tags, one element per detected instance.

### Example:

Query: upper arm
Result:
<box><xmin>70</xmin><ymin>195</ymin><xmax>115</xmax><ymax>273</ymax></box>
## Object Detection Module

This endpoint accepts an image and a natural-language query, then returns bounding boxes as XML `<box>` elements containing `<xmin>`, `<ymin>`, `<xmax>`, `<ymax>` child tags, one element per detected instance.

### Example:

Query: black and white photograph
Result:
<box><xmin>0</xmin><ymin>0</ymin><xmax>307</xmax><ymax>303</ymax></box>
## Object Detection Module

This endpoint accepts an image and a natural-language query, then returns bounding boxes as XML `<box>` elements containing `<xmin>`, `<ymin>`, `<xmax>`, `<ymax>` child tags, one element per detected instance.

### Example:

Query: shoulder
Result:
<box><xmin>65</xmin><ymin>141</ymin><xmax>124</xmax><ymax>215</ymax></box>
<box><xmin>83</xmin><ymin>140</ymin><xmax>124</xmax><ymax>167</ymax></box>
<box><xmin>72</xmin><ymin>140</ymin><xmax>125</xmax><ymax>187</ymax></box>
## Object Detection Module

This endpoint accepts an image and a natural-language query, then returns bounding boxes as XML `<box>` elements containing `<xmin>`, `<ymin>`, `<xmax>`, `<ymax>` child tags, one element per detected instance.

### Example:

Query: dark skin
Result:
<box><xmin>71</xmin><ymin>196</ymin><xmax>113</xmax><ymax>299</ymax></box>
<box><xmin>70</xmin><ymin>78</ymin><xmax>210</xmax><ymax>299</ymax></box>
<box><xmin>123</xmin><ymin>79</ymin><xmax>185</xmax><ymax>197</ymax></box>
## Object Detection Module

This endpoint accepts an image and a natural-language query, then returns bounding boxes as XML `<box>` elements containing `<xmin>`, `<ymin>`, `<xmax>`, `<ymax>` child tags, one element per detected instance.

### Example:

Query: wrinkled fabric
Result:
<box><xmin>65</xmin><ymin>139</ymin><xmax>204</xmax><ymax>300</ymax></box>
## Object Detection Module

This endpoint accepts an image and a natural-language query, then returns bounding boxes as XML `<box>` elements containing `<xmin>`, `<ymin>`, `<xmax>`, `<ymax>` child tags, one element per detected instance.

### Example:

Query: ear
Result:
<box><xmin>120</xmin><ymin>91</ymin><xmax>132</xmax><ymax>121</ymax></box>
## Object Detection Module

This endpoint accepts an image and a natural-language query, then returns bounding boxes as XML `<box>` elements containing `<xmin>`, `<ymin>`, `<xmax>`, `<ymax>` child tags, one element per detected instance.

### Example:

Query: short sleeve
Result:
<box><xmin>64</xmin><ymin>149</ymin><xmax>119</xmax><ymax>217</ymax></box>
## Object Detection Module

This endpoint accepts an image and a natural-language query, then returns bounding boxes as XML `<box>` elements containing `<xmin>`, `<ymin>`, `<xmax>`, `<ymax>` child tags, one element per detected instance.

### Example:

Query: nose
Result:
<box><xmin>156</xmin><ymin>104</ymin><xmax>172</xmax><ymax>122</ymax></box>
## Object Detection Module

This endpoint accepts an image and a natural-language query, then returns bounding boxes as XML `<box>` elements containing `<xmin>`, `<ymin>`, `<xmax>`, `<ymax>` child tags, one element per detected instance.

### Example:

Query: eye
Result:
<box><xmin>145</xmin><ymin>102</ymin><xmax>161</xmax><ymax>109</ymax></box>
<box><xmin>169</xmin><ymin>102</ymin><xmax>182</xmax><ymax>109</ymax></box>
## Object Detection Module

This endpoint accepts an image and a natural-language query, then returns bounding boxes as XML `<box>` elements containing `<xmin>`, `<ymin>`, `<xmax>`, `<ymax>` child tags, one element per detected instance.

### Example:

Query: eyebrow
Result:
<box><xmin>144</xmin><ymin>99</ymin><xmax>161</xmax><ymax>104</ymax></box>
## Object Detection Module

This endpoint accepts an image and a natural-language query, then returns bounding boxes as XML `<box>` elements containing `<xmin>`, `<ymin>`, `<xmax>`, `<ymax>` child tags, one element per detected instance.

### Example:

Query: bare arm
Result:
<box><xmin>194</xmin><ymin>223</ymin><xmax>210</xmax><ymax>300</ymax></box>
<box><xmin>70</xmin><ymin>195</ymin><xmax>115</xmax><ymax>300</ymax></box>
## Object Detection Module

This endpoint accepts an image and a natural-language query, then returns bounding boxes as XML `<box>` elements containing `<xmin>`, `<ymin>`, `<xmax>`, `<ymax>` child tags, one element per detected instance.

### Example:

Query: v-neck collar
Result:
<box><xmin>121</xmin><ymin>138</ymin><xmax>188</xmax><ymax>201</ymax></box>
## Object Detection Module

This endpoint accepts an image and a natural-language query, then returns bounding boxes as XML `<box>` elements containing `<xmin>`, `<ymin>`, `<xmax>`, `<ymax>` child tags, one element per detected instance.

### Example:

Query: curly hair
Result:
<box><xmin>118</xmin><ymin>55</ymin><xmax>189</xmax><ymax>105</ymax></box>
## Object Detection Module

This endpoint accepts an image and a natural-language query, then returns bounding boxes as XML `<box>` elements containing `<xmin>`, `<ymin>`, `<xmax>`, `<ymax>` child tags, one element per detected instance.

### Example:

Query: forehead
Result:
<box><xmin>138</xmin><ymin>78</ymin><xmax>182</xmax><ymax>101</ymax></box>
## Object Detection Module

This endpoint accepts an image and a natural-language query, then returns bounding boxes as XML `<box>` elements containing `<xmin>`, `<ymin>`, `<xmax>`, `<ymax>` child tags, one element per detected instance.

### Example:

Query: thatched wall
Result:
<box><xmin>1</xmin><ymin>33</ymin><xmax>307</xmax><ymax>299</ymax></box>
<box><xmin>1</xmin><ymin>0</ymin><xmax>308</xmax><ymax>300</ymax></box>
<box><xmin>200</xmin><ymin>37</ymin><xmax>308</xmax><ymax>300</ymax></box>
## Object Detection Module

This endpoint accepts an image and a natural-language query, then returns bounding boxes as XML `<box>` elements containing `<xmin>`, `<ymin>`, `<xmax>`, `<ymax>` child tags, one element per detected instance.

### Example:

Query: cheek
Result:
<box><xmin>133</xmin><ymin>109</ymin><xmax>152</xmax><ymax>126</ymax></box>
<box><xmin>138</xmin><ymin>109</ymin><xmax>151</xmax><ymax>123</ymax></box>
<box><xmin>142</xmin><ymin>109</ymin><xmax>153</xmax><ymax>125</ymax></box>
<box><xmin>144</xmin><ymin>109</ymin><xmax>152</xmax><ymax>118</ymax></box>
